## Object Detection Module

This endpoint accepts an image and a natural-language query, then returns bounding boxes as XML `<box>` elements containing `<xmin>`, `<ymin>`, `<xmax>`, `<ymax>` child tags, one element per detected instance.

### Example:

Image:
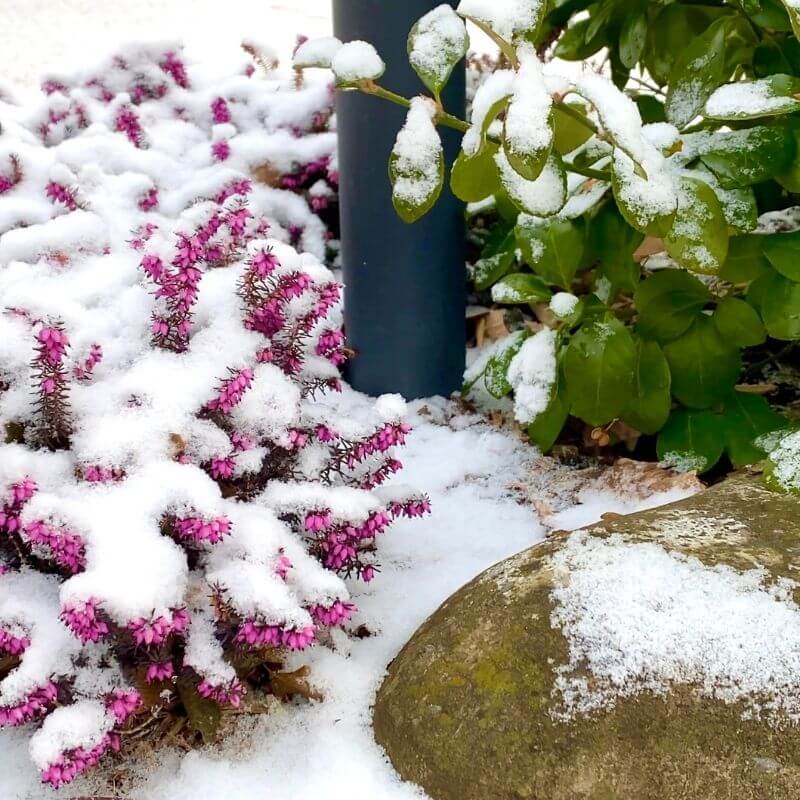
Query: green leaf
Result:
<box><xmin>713</xmin><ymin>297</ymin><xmax>767</xmax><ymax>347</ymax></box>
<box><xmin>721</xmin><ymin>391</ymin><xmax>787</xmax><ymax>466</ymax></box>
<box><xmin>554</xmin><ymin>17</ymin><xmax>608</xmax><ymax>60</ymax></box>
<box><xmin>762</xmin><ymin>230</ymin><xmax>800</xmax><ymax>282</ymax></box>
<box><xmin>484</xmin><ymin>331</ymin><xmax>530</xmax><ymax>398</ymax></box>
<box><xmin>611</xmin><ymin>159</ymin><xmax>677</xmax><ymax>236</ymax></box>
<box><xmin>564</xmin><ymin>315</ymin><xmax>637</xmax><ymax>426</ymax></box>
<box><xmin>527</xmin><ymin>385</ymin><xmax>570</xmax><ymax>452</ymax></box>
<box><xmin>758</xmin><ymin>269</ymin><xmax>800</xmax><ymax>339</ymax></box>
<box><xmin>496</xmin><ymin>150</ymin><xmax>568</xmax><ymax>217</ymax></box>
<box><xmin>656</xmin><ymin>408</ymin><xmax>726</xmax><ymax>473</ymax></box>
<box><xmin>473</xmin><ymin>249</ymin><xmax>516</xmax><ymax>291</ymax></box>
<box><xmin>663</xmin><ymin>316</ymin><xmax>742</xmax><ymax>408</ymax></box>
<box><xmin>705</xmin><ymin>74</ymin><xmax>800</xmax><ymax>120</ymax></box>
<box><xmin>623</xmin><ymin>338</ymin><xmax>672</xmax><ymax>434</ymax></box>
<box><xmin>698</xmin><ymin>126</ymin><xmax>796</xmax><ymax>189</ymax></box>
<box><xmin>451</xmin><ymin>143</ymin><xmax>501</xmax><ymax>202</ymax></box>
<box><xmin>408</xmin><ymin>5</ymin><xmax>469</xmax><ymax>97</ymax></box>
<box><xmin>665</xmin><ymin>16</ymin><xmax>754</xmax><ymax>129</ymax></box>
<box><xmin>588</xmin><ymin>202</ymin><xmax>644</xmax><ymax>265</ymax></box>
<box><xmin>491</xmin><ymin>272</ymin><xmax>553</xmax><ymax>304</ymax></box>
<box><xmin>776</xmin><ymin>129</ymin><xmax>800</xmax><ymax>192</ymax></box>
<box><xmin>552</xmin><ymin>103</ymin><xmax>593</xmax><ymax>155</ymax></box>
<box><xmin>178</xmin><ymin>679</ymin><xmax>222</xmax><ymax>743</ymax></box>
<box><xmin>635</xmin><ymin>95</ymin><xmax>667</xmax><ymax>124</ymax></box>
<box><xmin>515</xmin><ymin>215</ymin><xmax>585</xmax><ymax>289</ymax></box>
<box><xmin>634</xmin><ymin>269</ymin><xmax>711</xmax><ymax>343</ymax></box>
<box><xmin>720</xmin><ymin>235</ymin><xmax>771</xmax><ymax>283</ymax></box>
<box><xmin>619</xmin><ymin>9</ymin><xmax>647</xmax><ymax>69</ymax></box>
<box><xmin>664</xmin><ymin>177</ymin><xmax>729</xmax><ymax>275</ymax></box>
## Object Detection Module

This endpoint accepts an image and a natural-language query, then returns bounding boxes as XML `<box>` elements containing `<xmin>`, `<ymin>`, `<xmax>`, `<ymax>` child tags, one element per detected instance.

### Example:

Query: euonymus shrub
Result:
<box><xmin>297</xmin><ymin>0</ymin><xmax>800</xmax><ymax>481</ymax></box>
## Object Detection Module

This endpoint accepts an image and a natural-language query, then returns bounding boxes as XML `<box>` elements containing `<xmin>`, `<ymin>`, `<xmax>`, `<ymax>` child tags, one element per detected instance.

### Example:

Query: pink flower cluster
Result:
<box><xmin>72</xmin><ymin>343</ymin><xmax>103</xmax><ymax>381</ymax></box>
<box><xmin>60</xmin><ymin>598</ymin><xmax>109</xmax><ymax>643</ymax></box>
<box><xmin>106</xmin><ymin>689</ymin><xmax>142</xmax><ymax>723</ymax></box>
<box><xmin>22</xmin><ymin>519</ymin><xmax>86</xmax><ymax>574</ymax></box>
<box><xmin>173</xmin><ymin>515</ymin><xmax>231</xmax><ymax>545</ymax></box>
<box><xmin>45</xmin><ymin>181</ymin><xmax>79</xmax><ymax>211</ymax></box>
<box><xmin>206</xmin><ymin>368</ymin><xmax>254</xmax><ymax>414</ymax></box>
<box><xmin>197</xmin><ymin>677</ymin><xmax>243</xmax><ymax>708</ymax></box>
<box><xmin>0</xmin><ymin>626</ymin><xmax>30</xmax><ymax>656</ymax></box>
<box><xmin>32</xmin><ymin>325</ymin><xmax>72</xmax><ymax>446</ymax></box>
<box><xmin>0</xmin><ymin>682</ymin><xmax>58</xmax><ymax>727</ymax></box>
<box><xmin>309</xmin><ymin>600</ymin><xmax>354</xmax><ymax>627</ymax></box>
<box><xmin>81</xmin><ymin>464</ymin><xmax>124</xmax><ymax>483</ymax></box>
<box><xmin>129</xmin><ymin>608</ymin><xmax>189</xmax><ymax>647</ymax></box>
<box><xmin>41</xmin><ymin>732</ymin><xmax>121</xmax><ymax>789</ymax></box>
<box><xmin>0</xmin><ymin>478</ymin><xmax>37</xmax><ymax>535</ymax></box>
<box><xmin>235</xmin><ymin>620</ymin><xmax>316</xmax><ymax>651</ymax></box>
<box><xmin>115</xmin><ymin>105</ymin><xmax>145</xmax><ymax>147</ymax></box>
<box><xmin>0</xmin><ymin>154</ymin><xmax>23</xmax><ymax>194</ymax></box>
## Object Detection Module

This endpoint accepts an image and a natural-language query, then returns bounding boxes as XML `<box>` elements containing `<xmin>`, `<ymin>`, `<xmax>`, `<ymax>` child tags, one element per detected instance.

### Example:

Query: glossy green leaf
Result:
<box><xmin>664</xmin><ymin>177</ymin><xmax>729</xmax><ymax>274</ymax></box>
<box><xmin>473</xmin><ymin>249</ymin><xmax>516</xmax><ymax>291</ymax></box>
<box><xmin>663</xmin><ymin>316</ymin><xmax>742</xmax><ymax>408</ymax></box>
<box><xmin>721</xmin><ymin>391</ymin><xmax>787</xmax><ymax>466</ymax></box>
<box><xmin>623</xmin><ymin>338</ymin><xmax>672</xmax><ymax>434</ymax></box>
<box><xmin>698</xmin><ymin>126</ymin><xmax>796</xmax><ymax>189</ymax></box>
<box><xmin>491</xmin><ymin>272</ymin><xmax>553</xmax><ymax>304</ymax></box>
<box><xmin>515</xmin><ymin>215</ymin><xmax>585</xmax><ymax>289</ymax></box>
<box><xmin>484</xmin><ymin>331</ymin><xmax>530</xmax><ymax>399</ymax></box>
<box><xmin>713</xmin><ymin>296</ymin><xmax>767</xmax><ymax>347</ymax></box>
<box><xmin>720</xmin><ymin>235</ymin><xmax>771</xmax><ymax>283</ymax></box>
<box><xmin>619</xmin><ymin>9</ymin><xmax>647</xmax><ymax>69</ymax></box>
<box><xmin>634</xmin><ymin>270</ymin><xmax>711</xmax><ymax>343</ymax></box>
<box><xmin>552</xmin><ymin>103</ymin><xmax>593</xmax><ymax>155</ymax></box>
<box><xmin>451</xmin><ymin>143</ymin><xmax>501</xmax><ymax>202</ymax></box>
<box><xmin>564</xmin><ymin>315</ymin><xmax>637</xmax><ymax>426</ymax></box>
<box><xmin>665</xmin><ymin>16</ymin><xmax>754</xmax><ymax>129</ymax></box>
<box><xmin>762</xmin><ymin>230</ymin><xmax>800</xmax><ymax>282</ymax></box>
<box><xmin>528</xmin><ymin>383</ymin><xmax>570</xmax><ymax>452</ymax></box>
<box><xmin>758</xmin><ymin>269</ymin><xmax>800</xmax><ymax>339</ymax></box>
<box><xmin>656</xmin><ymin>408</ymin><xmax>726</xmax><ymax>473</ymax></box>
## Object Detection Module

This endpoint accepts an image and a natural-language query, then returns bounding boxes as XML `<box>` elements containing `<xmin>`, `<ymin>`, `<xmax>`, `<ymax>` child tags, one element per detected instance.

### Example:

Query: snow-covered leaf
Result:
<box><xmin>331</xmin><ymin>41</ymin><xmax>385</xmax><ymax>86</ymax></box>
<box><xmin>656</xmin><ymin>408</ymin><xmax>726</xmax><ymax>473</ymax></box>
<box><xmin>705</xmin><ymin>75</ymin><xmax>800</xmax><ymax>120</ymax></box>
<box><xmin>491</xmin><ymin>272</ymin><xmax>552</xmax><ymax>304</ymax></box>
<box><xmin>408</xmin><ymin>5</ymin><xmax>469</xmax><ymax>97</ymax></box>
<box><xmin>293</xmin><ymin>37</ymin><xmax>343</xmax><ymax>69</ymax></box>
<box><xmin>495</xmin><ymin>149</ymin><xmax>567</xmax><ymax>217</ymax></box>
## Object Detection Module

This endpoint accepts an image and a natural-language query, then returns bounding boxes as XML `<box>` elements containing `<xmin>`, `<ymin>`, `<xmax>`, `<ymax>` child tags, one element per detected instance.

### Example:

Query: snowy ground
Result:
<box><xmin>0</xmin><ymin>390</ymin><xmax>692</xmax><ymax>799</ymax></box>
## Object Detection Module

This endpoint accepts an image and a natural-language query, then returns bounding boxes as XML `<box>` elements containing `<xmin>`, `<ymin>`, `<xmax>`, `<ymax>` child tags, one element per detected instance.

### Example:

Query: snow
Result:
<box><xmin>495</xmin><ymin>149</ymin><xmax>566</xmax><ymax>216</ymax></box>
<box><xmin>765</xmin><ymin>430</ymin><xmax>800</xmax><ymax>492</ymax></box>
<box><xmin>550</xmin><ymin>532</ymin><xmax>800</xmax><ymax>725</ymax></box>
<box><xmin>293</xmin><ymin>37</ymin><xmax>343</xmax><ymax>70</ymax></box>
<box><xmin>549</xmin><ymin>292</ymin><xmax>579</xmax><ymax>318</ymax></box>
<box><xmin>457</xmin><ymin>0</ymin><xmax>545</xmax><ymax>43</ymax></box>
<box><xmin>391</xmin><ymin>98</ymin><xmax>443</xmax><ymax>206</ymax></box>
<box><xmin>705</xmin><ymin>79</ymin><xmax>800</xmax><ymax>118</ymax></box>
<box><xmin>462</xmin><ymin>69</ymin><xmax>515</xmax><ymax>155</ymax></box>
<box><xmin>330</xmin><ymin>42</ymin><xmax>385</xmax><ymax>84</ymax></box>
<box><xmin>506</xmin><ymin>329</ymin><xmax>557</xmax><ymax>424</ymax></box>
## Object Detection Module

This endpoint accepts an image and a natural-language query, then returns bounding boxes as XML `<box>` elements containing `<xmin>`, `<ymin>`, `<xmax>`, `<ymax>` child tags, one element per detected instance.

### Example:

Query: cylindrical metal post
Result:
<box><xmin>333</xmin><ymin>0</ymin><xmax>466</xmax><ymax>400</ymax></box>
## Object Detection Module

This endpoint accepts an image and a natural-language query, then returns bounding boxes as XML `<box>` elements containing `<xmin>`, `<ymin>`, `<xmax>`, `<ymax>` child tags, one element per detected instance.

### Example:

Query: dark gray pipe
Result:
<box><xmin>333</xmin><ymin>0</ymin><xmax>466</xmax><ymax>400</ymax></box>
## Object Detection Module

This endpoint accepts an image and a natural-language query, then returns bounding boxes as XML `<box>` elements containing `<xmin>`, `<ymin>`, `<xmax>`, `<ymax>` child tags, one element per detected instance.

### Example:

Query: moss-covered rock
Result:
<box><xmin>373</xmin><ymin>475</ymin><xmax>800</xmax><ymax>800</ymax></box>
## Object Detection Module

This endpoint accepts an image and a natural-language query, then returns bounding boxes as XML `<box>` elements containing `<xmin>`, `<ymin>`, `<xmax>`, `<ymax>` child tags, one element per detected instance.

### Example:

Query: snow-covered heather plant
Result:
<box><xmin>299</xmin><ymin>1</ymin><xmax>800</xmax><ymax>476</ymax></box>
<box><xmin>0</xmin><ymin>42</ymin><xmax>428</xmax><ymax>789</ymax></box>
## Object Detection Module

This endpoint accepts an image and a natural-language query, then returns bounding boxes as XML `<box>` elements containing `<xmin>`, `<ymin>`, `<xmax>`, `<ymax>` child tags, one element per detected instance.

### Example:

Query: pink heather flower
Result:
<box><xmin>139</xmin><ymin>187</ymin><xmax>159</xmax><ymax>211</ymax></box>
<box><xmin>281</xmin><ymin>625</ymin><xmax>315</xmax><ymax>651</ymax></box>
<box><xmin>174</xmin><ymin>515</ymin><xmax>231</xmax><ymax>545</ymax></box>
<box><xmin>0</xmin><ymin>683</ymin><xmax>58</xmax><ymax>728</ymax></box>
<box><xmin>316</xmin><ymin>425</ymin><xmax>337</xmax><ymax>443</ymax></box>
<box><xmin>23</xmin><ymin>519</ymin><xmax>86</xmax><ymax>574</ymax></box>
<box><xmin>287</xmin><ymin>429</ymin><xmax>308</xmax><ymax>450</ymax></box>
<box><xmin>129</xmin><ymin>608</ymin><xmax>188</xmax><ymax>646</ymax></box>
<box><xmin>304</xmin><ymin>510</ymin><xmax>332</xmax><ymax>533</ymax></box>
<box><xmin>61</xmin><ymin>598</ymin><xmax>109</xmax><ymax>643</ymax></box>
<box><xmin>115</xmin><ymin>106</ymin><xmax>145</xmax><ymax>147</ymax></box>
<box><xmin>231</xmin><ymin>432</ymin><xmax>255</xmax><ymax>452</ymax></box>
<box><xmin>215</xmin><ymin>178</ymin><xmax>251</xmax><ymax>204</ymax></box>
<box><xmin>45</xmin><ymin>181</ymin><xmax>78</xmax><ymax>211</ymax></box>
<box><xmin>211</xmin><ymin>96</ymin><xmax>231</xmax><ymax>123</ymax></box>
<box><xmin>209</xmin><ymin>455</ymin><xmax>235</xmax><ymax>480</ymax></box>
<box><xmin>0</xmin><ymin>627</ymin><xmax>31</xmax><ymax>656</ymax></box>
<box><xmin>81</xmin><ymin>464</ymin><xmax>124</xmax><ymax>483</ymax></box>
<box><xmin>197</xmin><ymin>678</ymin><xmax>243</xmax><ymax>708</ymax></box>
<box><xmin>160</xmin><ymin>51</ymin><xmax>190</xmax><ymax>88</ymax></box>
<box><xmin>73</xmin><ymin>343</ymin><xmax>103</xmax><ymax>381</ymax></box>
<box><xmin>37</xmin><ymin>326</ymin><xmax>69</xmax><ymax>365</ymax></box>
<box><xmin>235</xmin><ymin>620</ymin><xmax>283</xmax><ymax>648</ymax></box>
<box><xmin>274</xmin><ymin>553</ymin><xmax>292</xmax><ymax>580</ymax></box>
<box><xmin>40</xmin><ymin>732</ymin><xmax>121</xmax><ymax>788</ymax></box>
<box><xmin>106</xmin><ymin>688</ymin><xmax>142</xmax><ymax>722</ymax></box>
<box><xmin>360</xmin><ymin>565</ymin><xmax>376</xmax><ymax>583</ymax></box>
<box><xmin>0</xmin><ymin>478</ymin><xmax>37</xmax><ymax>534</ymax></box>
<box><xmin>145</xmin><ymin>660</ymin><xmax>175</xmax><ymax>683</ymax></box>
<box><xmin>310</xmin><ymin>600</ymin><xmax>355</xmax><ymax>627</ymax></box>
<box><xmin>206</xmin><ymin>368</ymin><xmax>254</xmax><ymax>414</ymax></box>
<box><xmin>211</xmin><ymin>140</ymin><xmax>230</xmax><ymax>161</ymax></box>
<box><xmin>0</xmin><ymin>155</ymin><xmax>22</xmax><ymax>195</ymax></box>
<box><xmin>250</xmin><ymin>249</ymin><xmax>279</xmax><ymax>278</ymax></box>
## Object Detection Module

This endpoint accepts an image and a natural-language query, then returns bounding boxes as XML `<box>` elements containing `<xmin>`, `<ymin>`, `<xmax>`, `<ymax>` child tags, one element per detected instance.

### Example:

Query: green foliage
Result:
<box><xmin>321</xmin><ymin>0</ymin><xmax>800</xmax><ymax>473</ymax></box>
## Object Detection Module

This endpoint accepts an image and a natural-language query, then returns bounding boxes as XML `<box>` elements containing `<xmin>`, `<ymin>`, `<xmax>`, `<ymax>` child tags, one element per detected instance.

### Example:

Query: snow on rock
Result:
<box><xmin>550</xmin><ymin>531</ymin><xmax>800</xmax><ymax>724</ymax></box>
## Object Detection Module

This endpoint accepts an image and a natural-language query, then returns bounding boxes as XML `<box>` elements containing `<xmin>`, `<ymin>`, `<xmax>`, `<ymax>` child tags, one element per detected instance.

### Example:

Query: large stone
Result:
<box><xmin>374</xmin><ymin>475</ymin><xmax>800</xmax><ymax>800</ymax></box>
